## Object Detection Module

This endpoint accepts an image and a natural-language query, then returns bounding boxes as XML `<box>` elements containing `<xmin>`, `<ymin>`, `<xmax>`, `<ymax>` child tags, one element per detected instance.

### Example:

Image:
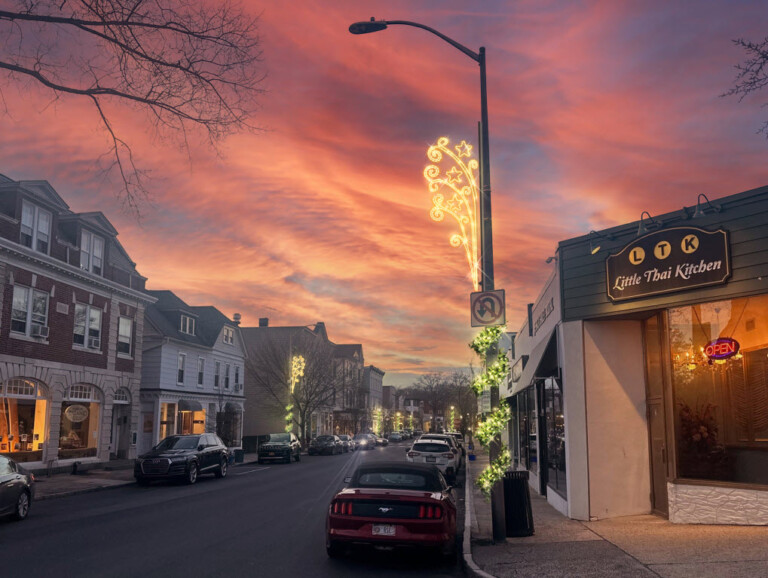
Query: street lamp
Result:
<box><xmin>350</xmin><ymin>17</ymin><xmax>504</xmax><ymax>542</ymax></box>
<box><xmin>349</xmin><ymin>18</ymin><xmax>495</xmax><ymax>291</ymax></box>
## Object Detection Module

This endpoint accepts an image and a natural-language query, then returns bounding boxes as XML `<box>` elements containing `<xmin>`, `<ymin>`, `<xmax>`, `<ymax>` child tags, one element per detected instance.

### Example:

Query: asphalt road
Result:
<box><xmin>1</xmin><ymin>442</ymin><xmax>465</xmax><ymax>578</ymax></box>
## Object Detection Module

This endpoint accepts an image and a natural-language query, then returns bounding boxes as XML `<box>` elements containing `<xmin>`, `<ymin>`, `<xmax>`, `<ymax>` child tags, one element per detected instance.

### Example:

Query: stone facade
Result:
<box><xmin>668</xmin><ymin>482</ymin><xmax>768</xmax><ymax>525</ymax></box>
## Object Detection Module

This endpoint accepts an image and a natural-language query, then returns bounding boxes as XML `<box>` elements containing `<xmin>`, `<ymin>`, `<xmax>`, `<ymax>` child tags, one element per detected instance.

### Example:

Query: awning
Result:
<box><xmin>223</xmin><ymin>402</ymin><xmax>241</xmax><ymax>412</ymax></box>
<box><xmin>178</xmin><ymin>399</ymin><xmax>203</xmax><ymax>411</ymax></box>
<box><xmin>509</xmin><ymin>329</ymin><xmax>559</xmax><ymax>397</ymax></box>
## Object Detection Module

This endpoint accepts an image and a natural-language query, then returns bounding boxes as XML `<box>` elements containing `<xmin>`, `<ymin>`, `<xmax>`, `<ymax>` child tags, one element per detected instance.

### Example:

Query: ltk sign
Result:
<box><xmin>606</xmin><ymin>227</ymin><xmax>731</xmax><ymax>302</ymax></box>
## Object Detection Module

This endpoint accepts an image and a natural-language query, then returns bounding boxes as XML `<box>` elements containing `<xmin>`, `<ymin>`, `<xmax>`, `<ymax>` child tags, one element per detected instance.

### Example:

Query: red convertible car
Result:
<box><xmin>326</xmin><ymin>461</ymin><xmax>457</xmax><ymax>559</ymax></box>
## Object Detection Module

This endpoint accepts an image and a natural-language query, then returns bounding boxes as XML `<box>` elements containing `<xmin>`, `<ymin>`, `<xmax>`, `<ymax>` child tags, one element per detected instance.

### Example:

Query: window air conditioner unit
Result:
<box><xmin>89</xmin><ymin>337</ymin><xmax>101</xmax><ymax>349</ymax></box>
<box><xmin>31</xmin><ymin>324</ymin><xmax>49</xmax><ymax>338</ymax></box>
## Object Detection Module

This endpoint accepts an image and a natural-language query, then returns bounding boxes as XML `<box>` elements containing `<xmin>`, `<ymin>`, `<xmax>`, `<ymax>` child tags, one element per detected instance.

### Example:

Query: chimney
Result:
<box><xmin>233</xmin><ymin>313</ymin><xmax>241</xmax><ymax>326</ymax></box>
<box><xmin>259</xmin><ymin>317</ymin><xmax>269</xmax><ymax>327</ymax></box>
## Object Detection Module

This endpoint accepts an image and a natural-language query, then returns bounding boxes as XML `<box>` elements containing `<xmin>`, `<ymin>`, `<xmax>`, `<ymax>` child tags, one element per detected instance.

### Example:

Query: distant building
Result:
<box><xmin>333</xmin><ymin>344</ymin><xmax>366</xmax><ymax>435</ymax></box>
<box><xmin>0</xmin><ymin>175</ymin><xmax>153</xmax><ymax>470</ymax></box>
<box><xmin>364</xmin><ymin>365</ymin><xmax>385</xmax><ymax>412</ymax></box>
<box><xmin>139</xmin><ymin>291</ymin><xmax>246</xmax><ymax>453</ymax></box>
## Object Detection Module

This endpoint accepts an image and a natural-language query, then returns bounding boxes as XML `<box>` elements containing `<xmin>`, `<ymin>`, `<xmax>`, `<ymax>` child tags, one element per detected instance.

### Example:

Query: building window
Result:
<box><xmin>225</xmin><ymin>364</ymin><xmax>230</xmax><ymax>389</ymax></box>
<box><xmin>180</xmin><ymin>315</ymin><xmax>195</xmax><ymax>335</ymax></box>
<box><xmin>544</xmin><ymin>377</ymin><xmax>566</xmax><ymax>498</ymax></box>
<box><xmin>669</xmin><ymin>295</ymin><xmax>768</xmax><ymax>486</ymax></box>
<box><xmin>117</xmin><ymin>317</ymin><xmax>133</xmax><ymax>356</ymax></box>
<box><xmin>80</xmin><ymin>230</ymin><xmax>105</xmax><ymax>275</ymax></box>
<box><xmin>11</xmin><ymin>285</ymin><xmax>49</xmax><ymax>337</ymax></box>
<box><xmin>177</xmin><ymin>353</ymin><xmax>186</xmax><ymax>385</ymax></box>
<box><xmin>198</xmin><ymin>358</ymin><xmax>205</xmax><ymax>386</ymax></box>
<box><xmin>20</xmin><ymin>201</ymin><xmax>51</xmax><ymax>254</ymax></box>
<box><xmin>223</xmin><ymin>327</ymin><xmax>234</xmax><ymax>344</ymax></box>
<box><xmin>0</xmin><ymin>378</ymin><xmax>48</xmax><ymax>462</ymax></box>
<box><xmin>60</xmin><ymin>384</ymin><xmax>100</xmax><ymax>459</ymax></box>
<box><xmin>214</xmin><ymin>361</ymin><xmax>220</xmax><ymax>388</ymax></box>
<box><xmin>73</xmin><ymin>303</ymin><xmax>102</xmax><ymax>350</ymax></box>
<box><xmin>235</xmin><ymin>366</ymin><xmax>240</xmax><ymax>390</ymax></box>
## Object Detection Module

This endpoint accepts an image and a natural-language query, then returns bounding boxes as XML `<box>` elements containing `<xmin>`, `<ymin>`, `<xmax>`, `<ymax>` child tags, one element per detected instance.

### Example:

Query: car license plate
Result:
<box><xmin>268</xmin><ymin>452</ymin><xmax>275</xmax><ymax>456</ymax></box>
<box><xmin>426</xmin><ymin>456</ymin><xmax>436</xmax><ymax>462</ymax></box>
<box><xmin>372</xmin><ymin>524</ymin><xmax>395</xmax><ymax>536</ymax></box>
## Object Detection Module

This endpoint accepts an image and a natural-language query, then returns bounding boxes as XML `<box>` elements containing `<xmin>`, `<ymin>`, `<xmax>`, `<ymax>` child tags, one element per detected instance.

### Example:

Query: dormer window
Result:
<box><xmin>223</xmin><ymin>327</ymin><xmax>234</xmax><ymax>344</ymax></box>
<box><xmin>80</xmin><ymin>230</ymin><xmax>105</xmax><ymax>275</ymax></box>
<box><xmin>20</xmin><ymin>200</ymin><xmax>51</xmax><ymax>254</ymax></box>
<box><xmin>180</xmin><ymin>314</ymin><xmax>195</xmax><ymax>335</ymax></box>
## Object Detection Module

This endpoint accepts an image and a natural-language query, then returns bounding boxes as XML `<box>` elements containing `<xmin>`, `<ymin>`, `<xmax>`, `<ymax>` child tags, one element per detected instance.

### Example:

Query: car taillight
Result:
<box><xmin>332</xmin><ymin>500</ymin><xmax>354</xmax><ymax>516</ymax></box>
<box><xmin>418</xmin><ymin>504</ymin><xmax>442</xmax><ymax>519</ymax></box>
<box><xmin>442</xmin><ymin>452</ymin><xmax>454</xmax><ymax>458</ymax></box>
<box><xmin>29</xmin><ymin>473</ymin><xmax>35</xmax><ymax>482</ymax></box>
<box><xmin>407</xmin><ymin>451</ymin><xmax>420</xmax><ymax>457</ymax></box>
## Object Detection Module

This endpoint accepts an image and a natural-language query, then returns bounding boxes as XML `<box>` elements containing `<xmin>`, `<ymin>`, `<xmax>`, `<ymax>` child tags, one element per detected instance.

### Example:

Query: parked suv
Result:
<box><xmin>308</xmin><ymin>435</ymin><xmax>343</xmax><ymax>455</ymax></box>
<box><xmin>135</xmin><ymin>433</ymin><xmax>229</xmax><ymax>485</ymax></box>
<box><xmin>258</xmin><ymin>432</ymin><xmax>301</xmax><ymax>464</ymax></box>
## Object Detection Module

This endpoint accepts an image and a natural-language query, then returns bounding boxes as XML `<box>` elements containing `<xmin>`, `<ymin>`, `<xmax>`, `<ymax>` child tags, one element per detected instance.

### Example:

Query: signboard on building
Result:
<box><xmin>479</xmin><ymin>388</ymin><xmax>491</xmax><ymax>413</ymax></box>
<box><xmin>606</xmin><ymin>227</ymin><xmax>730</xmax><ymax>302</ymax></box>
<box><xmin>470</xmin><ymin>290</ymin><xmax>506</xmax><ymax>327</ymax></box>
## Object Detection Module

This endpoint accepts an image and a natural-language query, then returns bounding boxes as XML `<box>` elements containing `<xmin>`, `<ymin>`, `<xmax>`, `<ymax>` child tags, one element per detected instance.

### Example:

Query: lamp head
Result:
<box><xmin>349</xmin><ymin>19</ymin><xmax>387</xmax><ymax>34</ymax></box>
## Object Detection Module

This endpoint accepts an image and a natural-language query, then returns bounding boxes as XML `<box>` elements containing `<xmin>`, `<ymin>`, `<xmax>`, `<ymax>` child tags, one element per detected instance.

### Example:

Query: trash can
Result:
<box><xmin>503</xmin><ymin>470</ymin><xmax>534</xmax><ymax>537</ymax></box>
<box><xmin>234</xmin><ymin>449</ymin><xmax>245</xmax><ymax>463</ymax></box>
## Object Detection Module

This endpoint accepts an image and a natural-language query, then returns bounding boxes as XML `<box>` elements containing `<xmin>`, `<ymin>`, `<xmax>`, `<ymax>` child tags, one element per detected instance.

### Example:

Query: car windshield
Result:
<box><xmin>355</xmin><ymin>470</ymin><xmax>439</xmax><ymax>491</ymax></box>
<box><xmin>339</xmin><ymin>435</ymin><xmax>350</xmax><ymax>441</ymax></box>
<box><xmin>154</xmin><ymin>436</ymin><xmax>200</xmax><ymax>450</ymax></box>
<box><xmin>316</xmin><ymin>436</ymin><xmax>334</xmax><ymax>442</ymax></box>
<box><xmin>413</xmin><ymin>442</ymin><xmax>449</xmax><ymax>453</ymax></box>
<box><xmin>267</xmin><ymin>434</ymin><xmax>290</xmax><ymax>443</ymax></box>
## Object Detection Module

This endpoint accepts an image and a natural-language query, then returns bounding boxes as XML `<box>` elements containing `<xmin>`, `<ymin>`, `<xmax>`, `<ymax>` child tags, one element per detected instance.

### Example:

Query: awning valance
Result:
<box><xmin>178</xmin><ymin>399</ymin><xmax>203</xmax><ymax>411</ymax></box>
<box><xmin>509</xmin><ymin>329</ymin><xmax>559</xmax><ymax>397</ymax></box>
<box><xmin>223</xmin><ymin>402</ymin><xmax>242</xmax><ymax>412</ymax></box>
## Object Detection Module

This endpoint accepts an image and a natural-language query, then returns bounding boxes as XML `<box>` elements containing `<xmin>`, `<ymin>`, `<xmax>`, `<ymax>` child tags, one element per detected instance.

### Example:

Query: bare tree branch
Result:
<box><xmin>0</xmin><ymin>0</ymin><xmax>265</xmax><ymax>215</ymax></box>
<box><xmin>723</xmin><ymin>36</ymin><xmax>768</xmax><ymax>137</ymax></box>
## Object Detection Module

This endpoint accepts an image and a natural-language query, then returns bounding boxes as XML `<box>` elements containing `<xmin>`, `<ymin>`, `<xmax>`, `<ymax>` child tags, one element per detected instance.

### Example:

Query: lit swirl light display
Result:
<box><xmin>285</xmin><ymin>355</ymin><xmax>305</xmax><ymax>433</ymax></box>
<box><xmin>424</xmin><ymin>137</ymin><xmax>480</xmax><ymax>291</ymax></box>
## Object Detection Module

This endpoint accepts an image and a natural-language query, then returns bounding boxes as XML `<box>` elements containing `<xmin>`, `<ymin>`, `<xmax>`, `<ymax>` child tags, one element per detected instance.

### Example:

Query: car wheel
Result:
<box><xmin>215</xmin><ymin>458</ymin><xmax>228</xmax><ymax>478</ymax></box>
<box><xmin>13</xmin><ymin>491</ymin><xmax>30</xmax><ymax>521</ymax></box>
<box><xmin>326</xmin><ymin>539</ymin><xmax>343</xmax><ymax>558</ymax></box>
<box><xmin>186</xmin><ymin>462</ymin><xmax>198</xmax><ymax>485</ymax></box>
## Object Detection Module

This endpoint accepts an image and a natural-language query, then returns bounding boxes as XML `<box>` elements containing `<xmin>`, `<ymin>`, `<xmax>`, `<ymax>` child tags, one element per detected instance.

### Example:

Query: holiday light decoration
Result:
<box><xmin>285</xmin><ymin>355</ymin><xmax>305</xmax><ymax>432</ymax></box>
<box><xmin>425</xmin><ymin>137</ymin><xmax>481</xmax><ymax>291</ymax></box>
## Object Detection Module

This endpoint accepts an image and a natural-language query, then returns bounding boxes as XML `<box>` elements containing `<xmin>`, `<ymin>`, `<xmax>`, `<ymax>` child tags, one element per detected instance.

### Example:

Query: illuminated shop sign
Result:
<box><xmin>705</xmin><ymin>337</ymin><xmax>740</xmax><ymax>361</ymax></box>
<box><xmin>606</xmin><ymin>227</ymin><xmax>730</xmax><ymax>302</ymax></box>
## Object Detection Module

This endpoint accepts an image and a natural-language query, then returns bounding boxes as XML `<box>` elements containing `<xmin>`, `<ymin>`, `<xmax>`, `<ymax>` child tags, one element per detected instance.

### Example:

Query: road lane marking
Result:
<box><xmin>233</xmin><ymin>467</ymin><xmax>270</xmax><ymax>475</ymax></box>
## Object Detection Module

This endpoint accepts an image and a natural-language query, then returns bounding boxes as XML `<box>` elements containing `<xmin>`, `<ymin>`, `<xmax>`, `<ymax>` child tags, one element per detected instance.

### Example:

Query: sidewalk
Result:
<box><xmin>32</xmin><ymin>452</ymin><xmax>264</xmax><ymax>501</ymax></box>
<box><xmin>466</xmin><ymin>443</ymin><xmax>768</xmax><ymax>578</ymax></box>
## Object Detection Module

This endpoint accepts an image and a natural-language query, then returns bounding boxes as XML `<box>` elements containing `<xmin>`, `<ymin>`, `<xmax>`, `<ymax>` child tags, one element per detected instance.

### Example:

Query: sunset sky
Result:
<box><xmin>1</xmin><ymin>1</ymin><xmax>767</xmax><ymax>387</ymax></box>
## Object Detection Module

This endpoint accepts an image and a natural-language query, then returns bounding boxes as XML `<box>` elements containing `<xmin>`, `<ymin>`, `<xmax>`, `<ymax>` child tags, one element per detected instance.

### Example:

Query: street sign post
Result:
<box><xmin>470</xmin><ymin>289</ymin><xmax>506</xmax><ymax>327</ymax></box>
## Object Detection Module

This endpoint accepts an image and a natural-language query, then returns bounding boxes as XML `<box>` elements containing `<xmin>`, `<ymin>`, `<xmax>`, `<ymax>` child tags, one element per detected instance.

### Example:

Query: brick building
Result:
<box><xmin>0</xmin><ymin>175</ymin><xmax>153</xmax><ymax>470</ymax></box>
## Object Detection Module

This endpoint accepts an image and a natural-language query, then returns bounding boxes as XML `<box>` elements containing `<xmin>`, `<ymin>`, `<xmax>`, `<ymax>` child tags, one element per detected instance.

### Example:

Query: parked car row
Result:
<box><xmin>403</xmin><ymin>432</ymin><xmax>466</xmax><ymax>484</ymax></box>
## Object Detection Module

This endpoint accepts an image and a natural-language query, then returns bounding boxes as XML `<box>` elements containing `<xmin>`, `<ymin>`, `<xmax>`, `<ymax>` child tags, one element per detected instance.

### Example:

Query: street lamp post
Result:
<box><xmin>350</xmin><ymin>18</ymin><xmax>504</xmax><ymax>542</ymax></box>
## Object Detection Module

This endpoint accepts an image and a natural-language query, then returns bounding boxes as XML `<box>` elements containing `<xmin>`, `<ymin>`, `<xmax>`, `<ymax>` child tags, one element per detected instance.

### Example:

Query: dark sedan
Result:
<box><xmin>0</xmin><ymin>455</ymin><xmax>35</xmax><ymax>521</ymax></box>
<box><xmin>134</xmin><ymin>433</ymin><xmax>229</xmax><ymax>485</ymax></box>
<box><xmin>326</xmin><ymin>462</ymin><xmax>457</xmax><ymax>559</ymax></box>
<box><xmin>308</xmin><ymin>435</ymin><xmax>343</xmax><ymax>455</ymax></box>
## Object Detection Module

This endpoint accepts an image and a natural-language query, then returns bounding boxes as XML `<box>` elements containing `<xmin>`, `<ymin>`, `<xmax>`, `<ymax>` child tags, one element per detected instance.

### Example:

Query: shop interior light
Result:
<box><xmin>636</xmin><ymin>211</ymin><xmax>662</xmax><ymax>237</ymax></box>
<box><xmin>588</xmin><ymin>230</ymin><xmax>615</xmax><ymax>254</ymax></box>
<box><xmin>692</xmin><ymin>194</ymin><xmax>722</xmax><ymax>219</ymax></box>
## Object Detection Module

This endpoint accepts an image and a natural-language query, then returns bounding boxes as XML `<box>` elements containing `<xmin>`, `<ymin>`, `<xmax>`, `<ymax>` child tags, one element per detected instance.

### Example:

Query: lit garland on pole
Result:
<box><xmin>424</xmin><ymin>137</ymin><xmax>481</xmax><ymax>291</ymax></box>
<box><xmin>470</xmin><ymin>325</ymin><xmax>512</xmax><ymax>498</ymax></box>
<box><xmin>285</xmin><ymin>355</ymin><xmax>305</xmax><ymax>433</ymax></box>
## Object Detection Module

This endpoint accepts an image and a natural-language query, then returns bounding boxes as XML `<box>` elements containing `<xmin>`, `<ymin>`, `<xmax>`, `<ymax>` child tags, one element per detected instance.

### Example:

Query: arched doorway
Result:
<box><xmin>0</xmin><ymin>378</ymin><xmax>48</xmax><ymax>463</ymax></box>
<box><xmin>110</xmin><ymin>388</ymin><xmax>131</xmax><ymax>459</ymax></box>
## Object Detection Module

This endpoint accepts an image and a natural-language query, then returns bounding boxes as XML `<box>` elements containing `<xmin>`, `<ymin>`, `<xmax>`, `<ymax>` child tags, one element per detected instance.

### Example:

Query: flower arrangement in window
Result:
<box><xmin>677</xmin><ymin>401</ymin><xmax>731</xmax><ymax>480</ymax></box>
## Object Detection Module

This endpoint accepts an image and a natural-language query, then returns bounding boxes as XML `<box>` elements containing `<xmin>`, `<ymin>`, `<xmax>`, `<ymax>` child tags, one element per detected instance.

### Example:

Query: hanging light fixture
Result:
<box><xmin>588</xmin><ymin>230</ymin><xmax>614</xmax><ymax>254</ymax></box>
<box><xmin>692</xmin><ymin>194</ymin><xmax>722</xmax><ymax>219</ymax></box>
<box><xmin>636</xmin><ymin>211</ymin><xmax>662</xmax><ymax>237</ymax></box>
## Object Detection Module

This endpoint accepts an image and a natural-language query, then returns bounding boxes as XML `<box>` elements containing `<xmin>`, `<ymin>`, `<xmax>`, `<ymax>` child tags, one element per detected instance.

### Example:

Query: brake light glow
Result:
<box><xmin>418</xmin><ymin>504</ymin><xmax>442</xmax><ymax>519</ymax></box>
<box><xmin>332</xmin><ymin>500</ymin><xmax>354</xmax><ymax>516</ymax></box>
<box><xmin>442</xmin><ymin>452</ymin><xmax>454</xmax><ymax>458</ymax></box>
<box><xmin>407</xmin><ymin>451</ymin><xmax>420</xmax><ymax>457</ymax></box>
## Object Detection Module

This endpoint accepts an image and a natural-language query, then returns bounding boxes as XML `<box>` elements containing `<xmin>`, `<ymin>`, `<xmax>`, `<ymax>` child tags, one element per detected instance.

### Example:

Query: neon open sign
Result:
<box><xmin>704</xmin><ymin>338</ymin><xmax>740</xmax><ymax>361</ymax></box>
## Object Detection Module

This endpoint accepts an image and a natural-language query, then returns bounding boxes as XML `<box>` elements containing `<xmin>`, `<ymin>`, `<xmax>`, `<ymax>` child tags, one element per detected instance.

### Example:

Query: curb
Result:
<box><xmin>36</xmin><ymin>479</ymin><xmax>135</xmax><ymax>502</ymax></box>
<box><xmin>462</xmin><ymin>454</ymin><xmax>497</xmax><ymax>578</ymax></box>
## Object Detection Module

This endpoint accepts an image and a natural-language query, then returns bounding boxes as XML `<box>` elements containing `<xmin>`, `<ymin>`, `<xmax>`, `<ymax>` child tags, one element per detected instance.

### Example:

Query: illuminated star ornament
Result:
<box><xmin>424</xmin><ymin>137</ymin><xmax>480</xmax><ymax>290</ymax></box>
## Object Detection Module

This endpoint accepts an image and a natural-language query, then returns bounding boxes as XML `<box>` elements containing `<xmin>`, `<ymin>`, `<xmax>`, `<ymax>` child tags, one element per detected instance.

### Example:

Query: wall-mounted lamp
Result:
<box><xmin>545</xmin><ymin>256</ymin><xmax>558</xmax><ymax>264</ymax></box>
<box><xmin>588</xmin><ymin>230</ymin><xmax>614</xmax><ymax>255</ymax></box>
<box><xmin>636</xmin><ymin>211</ymin><xmax>662</xmax><ymax>237</ymax></box>
<box><xmin>692</xmin><ymin>194</ymin><xmax>722</xmax><ymax>219</ymax></box>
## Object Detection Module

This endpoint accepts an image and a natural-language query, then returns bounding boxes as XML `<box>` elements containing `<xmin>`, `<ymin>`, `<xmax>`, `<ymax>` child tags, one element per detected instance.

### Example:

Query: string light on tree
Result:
<box><xmin>285</xmin><ymin>355</ymin><xmax>305</xmax><ymax>432</ymax></box>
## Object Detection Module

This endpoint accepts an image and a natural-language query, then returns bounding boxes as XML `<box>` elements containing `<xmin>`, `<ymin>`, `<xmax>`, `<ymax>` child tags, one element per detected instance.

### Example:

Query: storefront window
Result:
<box><xmin>159</xmin><ymin>403</ymin><xmax>176</xmax><ymax>440</ymax></box>
<box><xmin>545</xmin><ymin>377</ymin><xmax>567</xmax><ymax>497</ymax></box>
<box><xmin>59</xmin><ymin>385</ymin><xmax>101</xmax><ymax>459</ymax></box>
<box><xmin>669</xmin><ymin>295</ymin><xmax>768</xmax><ymax>484</ymax></box>
<box><xmin>516</xmin><ymin>389</ymin><xmax>538</xmax><ymax>473</ymax></box>
<box><xmin>0</xmin><ymin>379</ymin><xmax>48</xmax><ymax>462</ymax></box>
<box><xmin>178</xmin><ymin>410</ymin><xmax>206</xmax><ymax>434</ymax></box>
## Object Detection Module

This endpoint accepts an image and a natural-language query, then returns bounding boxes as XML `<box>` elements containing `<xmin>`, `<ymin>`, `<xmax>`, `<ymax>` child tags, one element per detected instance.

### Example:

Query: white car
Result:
<box><xmin>418</xmin><ymin>433</ymin><xmax>464</xmax><ymax>470</ymax></box>
<box><xmin>406</xmin><ymin>439</ymin><xmax>458</xmax><ymax>483</ymax></box>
